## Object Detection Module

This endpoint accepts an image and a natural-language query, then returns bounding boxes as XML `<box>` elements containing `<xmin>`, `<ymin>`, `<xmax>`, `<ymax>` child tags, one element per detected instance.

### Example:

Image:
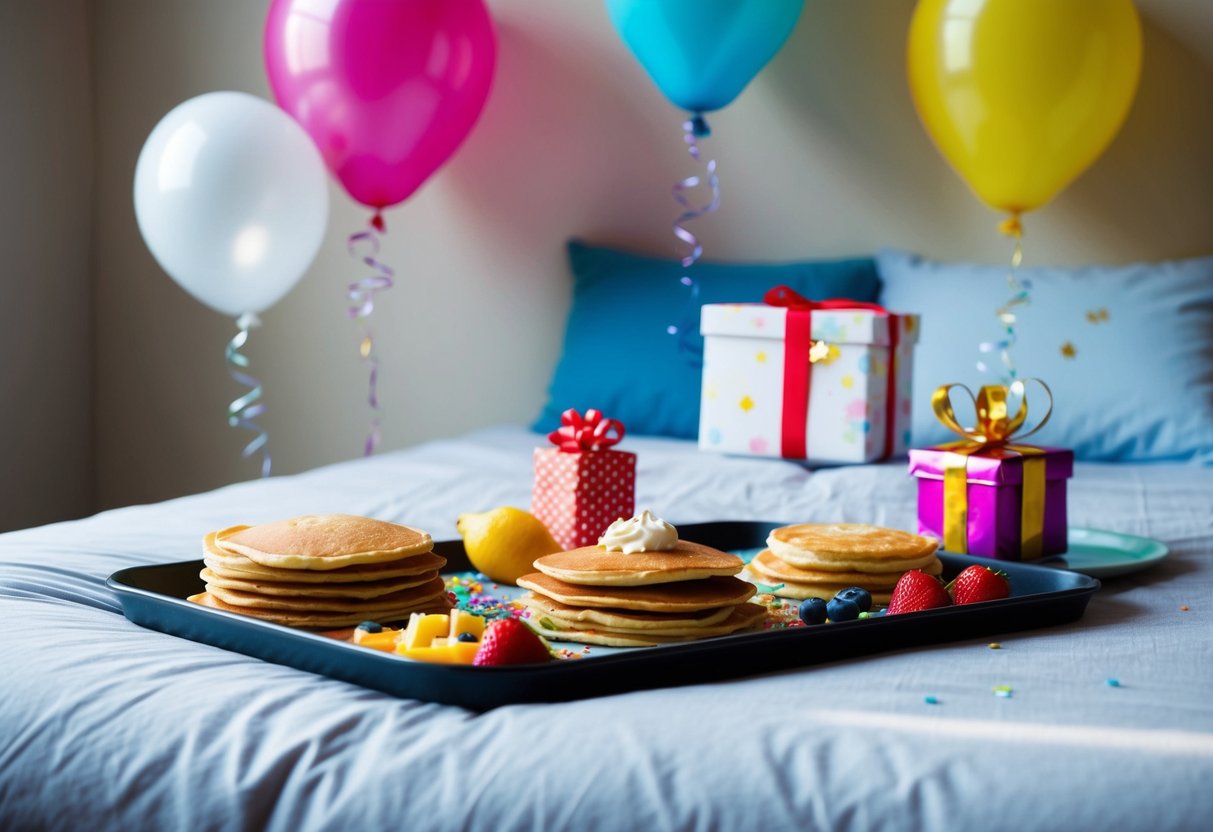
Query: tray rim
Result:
<box><xmin>107</xmin><ymin>520</ymin><xmax>1102</xmax><ymax>706</ymax></box>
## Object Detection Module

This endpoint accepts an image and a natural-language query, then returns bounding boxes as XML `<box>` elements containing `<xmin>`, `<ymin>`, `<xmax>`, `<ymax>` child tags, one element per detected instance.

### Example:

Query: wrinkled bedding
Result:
<box><xmin>2</xmin><ymin>425</ymin><xmax>1211</xmax><ymax>831</ymax></box>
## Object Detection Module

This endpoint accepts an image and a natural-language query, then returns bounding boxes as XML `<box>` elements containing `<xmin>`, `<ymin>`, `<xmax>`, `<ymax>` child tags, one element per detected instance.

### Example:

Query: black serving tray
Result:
<box><xmin>108</xmin><ymin>521</ymin><xmax>1099</xmax><ymax>711</ymax></box>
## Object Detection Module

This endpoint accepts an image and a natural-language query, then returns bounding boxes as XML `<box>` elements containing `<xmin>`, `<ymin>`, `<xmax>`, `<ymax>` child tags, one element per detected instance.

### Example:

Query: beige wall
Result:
<box><xmin>8</xmin><ymin>0</ymin><xmax>1210</xmax><ymax>521</ymax></box>
<box><xmin>0</xmin><ymin>0</ymin><xmax>94</xmax><ymax>531</ymax></box>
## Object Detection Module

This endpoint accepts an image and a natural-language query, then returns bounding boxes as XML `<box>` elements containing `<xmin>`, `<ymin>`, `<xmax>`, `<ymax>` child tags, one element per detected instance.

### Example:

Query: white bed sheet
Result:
<box><xmin>2</xmin><ymin>425</ymin><xmax>1211</xmax><ymax>831</ymax></box>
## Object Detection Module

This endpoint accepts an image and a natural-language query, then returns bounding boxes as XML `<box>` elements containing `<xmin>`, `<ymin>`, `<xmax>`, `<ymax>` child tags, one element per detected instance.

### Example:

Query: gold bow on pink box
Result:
<box><xmin>931</xmin><ymin>378</ymin><xmax>1053</xmax><ymax>557</ymax></box>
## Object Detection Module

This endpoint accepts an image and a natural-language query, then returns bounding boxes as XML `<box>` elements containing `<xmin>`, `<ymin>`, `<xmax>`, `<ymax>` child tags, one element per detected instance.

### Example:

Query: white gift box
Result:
<box><xmin>698</xmin><ymin>299</ymin><xmax>919</xmax><ymax>463</ymax></box>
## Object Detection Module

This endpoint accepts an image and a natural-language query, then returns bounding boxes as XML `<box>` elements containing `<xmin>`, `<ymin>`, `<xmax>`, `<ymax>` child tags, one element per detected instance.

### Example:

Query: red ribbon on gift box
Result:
<box><xmin>763</xmin><ymin>286</ymin><xmax>901</xmax><ymax>461</ymax></box>
<box><xmin>548</xmin><ymin>408</ymin><xmax>625</xmax><ymax>453</ymax></box>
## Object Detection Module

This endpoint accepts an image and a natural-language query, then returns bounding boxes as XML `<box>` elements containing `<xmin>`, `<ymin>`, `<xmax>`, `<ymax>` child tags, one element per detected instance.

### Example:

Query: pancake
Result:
<box><xmin>520</xmin><ymin>593</ymin><xmax>737</xmax><ymax>630</ymax></box>
<box><xmin>207</xmin><ymin>574</ymin><xmax>447</xmax><ymax>612</ymax></box>
<box><xmin>199</xmin><ymin>567</ymin><xmax>438</xmax><ymax>599</ymax></box>
<box><xmin>767</xmin><ymin>523</ymin><xmax>939</xmax><ymax>572</ymax></box>
<box><xmin>518</xmin><ymin>572</ymin><xmax>756</xmax><ymax>612</ymax></box>
<box><xmin>532</xmin><ymin>541</ymin><xmax>743</xmax><ymax>586</ymax></box>
<box><xmin>528</xmin><ymin>602</ymin><xmax>767</xmax><ymax>647</ymax></box>
<box><xmin>216</xmin><ymin>515</ymin><xmax>433</xmax><ymax>570</ymax></box>
<box><xmin>188</xmin><ymin>591</ymin><xmax>451</xmax><ymax>629</ymax></box>
<box><xmin>204</xmin><ymin>532</ymin><xmax>446</xmax><ymax>582</ymax></box>
<box><xmin>747</xmin><ymin>549</ymin><xmax>942</xmax><ymax>588</ymax></box>
<box><xmin>742</xmin><ymin>565</ymin><xmax>898</xmax><ymax>604</ymax></box>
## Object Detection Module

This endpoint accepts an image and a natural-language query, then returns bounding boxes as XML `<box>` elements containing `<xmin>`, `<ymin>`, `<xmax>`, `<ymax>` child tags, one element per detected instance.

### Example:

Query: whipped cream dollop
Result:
<box><xmin>599</xmin><ymin>510</ymin><xmax>678</xmax><ymax>554</ymax></box>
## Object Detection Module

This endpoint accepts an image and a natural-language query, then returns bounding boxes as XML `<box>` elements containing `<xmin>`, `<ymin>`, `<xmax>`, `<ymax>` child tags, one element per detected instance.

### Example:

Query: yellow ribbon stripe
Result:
<box><xmin>1020</xmin><ymin>455</ymin><xmax>1046</xmax><ymax>559</ymax></box>
<box><xmin>943</xmin><ymin>452</ymin><xmax>970</xmax><ymax>552</ymax></box>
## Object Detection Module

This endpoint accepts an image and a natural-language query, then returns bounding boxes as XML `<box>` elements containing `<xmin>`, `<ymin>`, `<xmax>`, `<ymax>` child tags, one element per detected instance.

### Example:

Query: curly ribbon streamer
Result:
<box><xmin>931</xmin><ymin>378</ymin><xmax>1053</xmax><ymax>557</ymax></box>
<box><xmin>347</xmin><ymin>214</ymin><xmax>395</xmax><ymax>456</ymax></box>
<box><xmin>667</xmin><ymin>112</ymin><xmax>721</xmax><ymax>363</ymax></box>
<box><xmin>978</xmin><ymin>213</ymin><xmax>1032</xmax><ymax>380</ymax></box>
<box><xmin>225</xmin><ymin>312</ymin><xmax>271</xmax><ymax>478</ymax></box>
<box><xmin>548</xmin><ymin>408</ymin><xmax>625</xmax><ymax>453</ymax></box>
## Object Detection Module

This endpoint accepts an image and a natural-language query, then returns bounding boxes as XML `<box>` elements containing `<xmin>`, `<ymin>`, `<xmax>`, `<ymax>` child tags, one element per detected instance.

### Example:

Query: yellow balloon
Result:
<box><xmin>907</xmin><ymin>0</ymin><xmax>1142</xmax><ymax>216</ymax></box>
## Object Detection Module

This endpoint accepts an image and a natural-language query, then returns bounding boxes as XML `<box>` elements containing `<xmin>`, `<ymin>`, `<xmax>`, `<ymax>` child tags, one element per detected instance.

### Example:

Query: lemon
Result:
<box><xmin>455</xmin><ymin>507</ymin><xmax>562</xmax><ymax>585</ymax></box>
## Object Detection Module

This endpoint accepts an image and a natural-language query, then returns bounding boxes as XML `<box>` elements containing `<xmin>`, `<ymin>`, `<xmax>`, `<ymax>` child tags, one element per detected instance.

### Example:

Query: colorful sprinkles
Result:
<box><xmin>444</xmin><ymin>574</ymin><xmax>524</xmax><ymax>623</ymax></box>
<box><xmin>993</xmin><ymin>685</ymin><xmax>1014</xmax><ymax>699</ymax></box>
<box><xmin>755</xmin><ymin>594</ymin><xmax>805</xmax><ymax>630</ymax></box>
<box><xmin>924</xmin><ymin>695</ymin><xmax>940</xmax><ymax>705</ymax></box>
<box><xmin>444</xmin><ymin>573</ymin><xmax>587</xmax><ymax>660</ymax></box>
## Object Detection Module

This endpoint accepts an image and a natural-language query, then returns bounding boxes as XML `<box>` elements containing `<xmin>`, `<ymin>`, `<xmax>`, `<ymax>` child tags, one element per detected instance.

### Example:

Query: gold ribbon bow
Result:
<box><xmin>931</xmin><ymin>379</ymin><xmax>1053</xmax><ymax>558</ymax></box>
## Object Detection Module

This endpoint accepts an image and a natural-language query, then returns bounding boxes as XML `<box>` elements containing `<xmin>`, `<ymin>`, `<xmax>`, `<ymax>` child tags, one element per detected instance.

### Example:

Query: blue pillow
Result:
<box><xmin>534</xmin><ymin>240</ymin><xmax>881</xmax><ymax>438</ymax></box>
<box><xmin>876</xmin><ymin>248</ymin><xmax>1213</xmax><ymax>462</ymax></box>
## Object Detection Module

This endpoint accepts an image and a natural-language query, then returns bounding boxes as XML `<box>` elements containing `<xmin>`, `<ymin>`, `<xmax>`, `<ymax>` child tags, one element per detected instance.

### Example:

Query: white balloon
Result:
<box><xmin>134</xmin><ymin>91</ymin><xmax>329</xmax><ymax>317</ymax></box>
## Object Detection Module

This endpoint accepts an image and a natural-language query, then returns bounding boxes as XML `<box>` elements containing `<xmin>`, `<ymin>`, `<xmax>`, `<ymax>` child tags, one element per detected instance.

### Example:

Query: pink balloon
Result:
<box><xmin>265</xmin><ymin>0</ymin><xmax>496</xmax><ymax>212</ymax></box>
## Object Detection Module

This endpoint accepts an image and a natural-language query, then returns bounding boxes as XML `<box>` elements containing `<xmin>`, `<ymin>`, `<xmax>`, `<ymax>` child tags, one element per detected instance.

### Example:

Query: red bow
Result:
<box><xmin>763</xmin><ymin>285</ymin><xmax>889</xmax><ymax>315</ymax></box>
<box><xmin>548</xmin><ymin>408</ymin><xmax>625</xmax><ymax>453</ymax></box>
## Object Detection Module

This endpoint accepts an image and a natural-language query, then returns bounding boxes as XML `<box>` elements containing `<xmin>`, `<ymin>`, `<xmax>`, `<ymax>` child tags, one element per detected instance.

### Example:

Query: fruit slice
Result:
<box><xmin>352</xmin><ymin>626</ymin><xmax>400</xmax><ymax>652</ymax></box>
<box><xmin>397</xmin><ymin>610</ymin><xmax>487</xmax><ymax>664</ymax></box>
<box><xmin>473</xmin><ymin>618</ymin><xmax>553</xmax><ymax>666</ymax></box>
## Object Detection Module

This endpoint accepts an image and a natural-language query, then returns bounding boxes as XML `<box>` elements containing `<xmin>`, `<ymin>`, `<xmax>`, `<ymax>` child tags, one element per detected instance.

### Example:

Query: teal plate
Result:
<box><xmin>1040</xmin><ymin>527</ymin><xmax>1169</xmax><ymax>578</ymax></box>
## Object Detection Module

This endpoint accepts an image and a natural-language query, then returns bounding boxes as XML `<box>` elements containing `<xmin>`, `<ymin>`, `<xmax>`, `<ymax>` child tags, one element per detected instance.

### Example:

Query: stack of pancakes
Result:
<box><xmin>744</xmin><ymin>523</ymin><xmax>941</xmax><ymax>605</ymax></box>
<box><xmin>188</xmin><ymin>514</ymin><xmax>451</xmax><ymax>628</ymax></box>
<box><xmin>516</xmin><ymin>541</ymin><xmax>766</xmax><ymax>647</ymax></box>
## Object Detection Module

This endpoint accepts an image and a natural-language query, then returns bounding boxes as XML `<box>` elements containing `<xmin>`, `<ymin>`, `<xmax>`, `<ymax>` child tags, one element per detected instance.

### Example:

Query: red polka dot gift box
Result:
<box><xmin>698</xmin><ymin>286</ymin><xmax>919</xmax><ymax>464</ymax></box>
<box><xmin>531</xmin><ymin>409</ymin><xmax>636</xmax><ymax>550</ymax></box>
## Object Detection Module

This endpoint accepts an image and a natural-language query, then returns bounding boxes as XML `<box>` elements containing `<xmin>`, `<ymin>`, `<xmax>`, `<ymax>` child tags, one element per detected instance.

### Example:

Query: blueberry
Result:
<box><xmin>456</xmin><ymin>632</ymin><xmax>478</xmax><ymax>643</ymax></box>
<box><xmin>355</xmin><ymin>621</ymin><xmax>382</xmax><ymax>633</ymax></box>
<box><xmin>798</xmin><ymin>597</ymin><xmax>828</xmax><ymax>625</ymax></box>
<box><xmin>834</xmin><ymin>587</ymin><xmax>872</xmax><ymax>612</ymax></box>
<box><xmin>826</xmin><ymin>597</ymin><xmax>861</xmax><ymax>622</ymax></box>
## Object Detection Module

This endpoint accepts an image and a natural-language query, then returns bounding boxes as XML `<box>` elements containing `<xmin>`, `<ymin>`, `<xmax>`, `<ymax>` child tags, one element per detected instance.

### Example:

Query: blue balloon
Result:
<box><xmin>605</xmin><ymin>0</ymin><xmax>803</xmax><ymax>113</ymax></box>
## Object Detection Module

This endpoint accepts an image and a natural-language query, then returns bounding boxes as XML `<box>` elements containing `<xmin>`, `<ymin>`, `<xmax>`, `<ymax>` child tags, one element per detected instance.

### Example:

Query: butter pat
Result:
<box><xmin>599</xmin><ymin>510</ymin><xmax>677</xmax><ymax>553</ymax></box>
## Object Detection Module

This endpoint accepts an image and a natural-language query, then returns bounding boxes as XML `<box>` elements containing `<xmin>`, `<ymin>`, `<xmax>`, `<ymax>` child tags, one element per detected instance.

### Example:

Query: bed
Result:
<box><xmin>2</xmin><ymin>423</ymin><xmax>1211</xmax><ymax>830</ymax></box>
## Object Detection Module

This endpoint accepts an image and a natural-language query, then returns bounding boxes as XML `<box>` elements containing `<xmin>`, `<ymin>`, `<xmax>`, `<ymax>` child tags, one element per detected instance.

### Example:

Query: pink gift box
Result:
<box><xmin>908</xmin><ymin>445</ymin><xmax>1073</xmax><ymax>560</ymax></box>
<box><xmin>531</xmin><ymin>447</ymin><xmax>636</xmax><ymax>550</ymax></box>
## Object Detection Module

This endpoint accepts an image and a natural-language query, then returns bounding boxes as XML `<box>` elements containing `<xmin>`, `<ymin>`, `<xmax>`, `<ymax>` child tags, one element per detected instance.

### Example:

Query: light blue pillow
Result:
<box><xmin>877</xmin><ymin>248</ymin><xmax>1213</xmax><ymax>462</ymax></box>
<box><xmin>535</xmin><ymin>240</ymin><xmax>882</xmax><ymax>438</ymax></box>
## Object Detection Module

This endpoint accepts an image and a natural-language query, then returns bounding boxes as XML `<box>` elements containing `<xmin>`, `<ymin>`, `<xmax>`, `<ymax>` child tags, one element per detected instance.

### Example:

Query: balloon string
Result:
<box><xmin>225</xmin><ymin>312</ymin><xmax>271</xmax><ymax>478</ymax></box>
<box><xmin>347</xmin><ymin>217</ymin><xmax>395</xmax><ymax>456</ymax></box>
<box><xmin>668</xmin><ymin>112</ymin><xmax>720</xmax><ymax>364</ymax></box>
<box><xmin>978</xmin><ymin>213</ymin><xmax>1031</xmax><ymax>382</ymax></box>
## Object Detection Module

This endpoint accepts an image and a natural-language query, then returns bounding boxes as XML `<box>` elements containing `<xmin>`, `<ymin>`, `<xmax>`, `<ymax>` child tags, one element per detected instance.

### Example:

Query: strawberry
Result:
<box><xmin>949</xmin><ymin>565</ymin><xmax>1010</xmax><ymax>605</ymax></box>
<box><xmin>886</xmin><ymin>570</ymin><xmax>953</xmax><ymax>615</ymax></box>
<box><xmin>472</xmin><ymin>618</ymin><xmax>553</xmax><ymax>666</ymax></box>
